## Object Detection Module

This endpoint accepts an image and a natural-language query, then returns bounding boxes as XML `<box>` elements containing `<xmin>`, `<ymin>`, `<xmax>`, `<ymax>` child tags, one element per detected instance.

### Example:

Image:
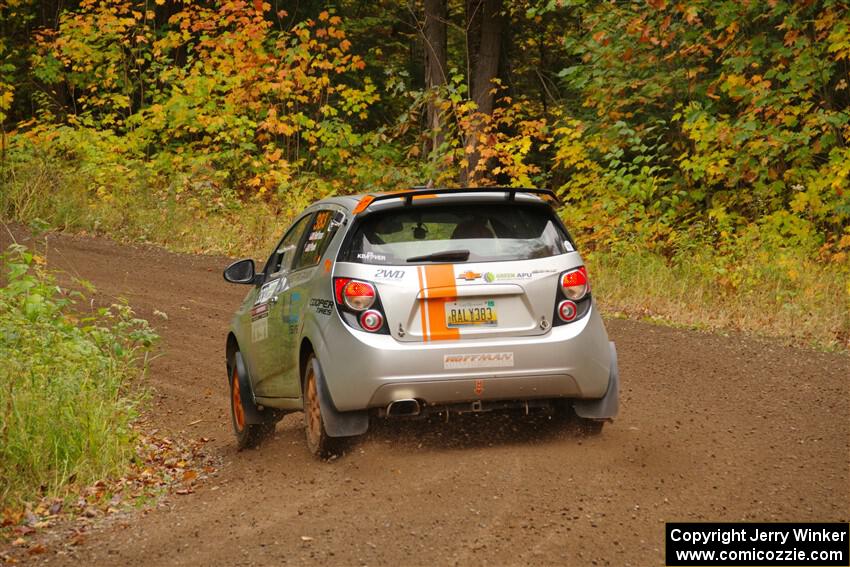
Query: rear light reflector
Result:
<box><xmin>359</xmin><ymin>309</ymin><xmax>384</xmax><ymax>332</ymax></box>
<box><xmin>342</xmin><ymin>280</ymin><xmax>376</xmax><ymax>311</ymax></box>
<box><xmin>561</xmin><ymin>267</ymin><xmax>588</xmax><ymax>300</ymax></box>
<box><xmin>334</xmin><ymin>278</ymin><xmax>351</xmax><ymax>303</ymax></box>
<box><xmin>558</xmin><ymin>300</ymin><xmax>578</xmax><ymax>322</ymax></box>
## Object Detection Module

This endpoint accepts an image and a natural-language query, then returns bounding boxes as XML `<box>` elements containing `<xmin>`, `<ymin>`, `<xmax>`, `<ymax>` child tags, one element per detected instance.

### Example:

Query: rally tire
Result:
<box><xmin>229</xmin><ymin>355</ymin><xmax>275</xmax><ymax>450</ymax></box>
<box><xmin>303</xmin><ymin>355</ymin><xmax>346</xmax><ymax>459</ymax></box>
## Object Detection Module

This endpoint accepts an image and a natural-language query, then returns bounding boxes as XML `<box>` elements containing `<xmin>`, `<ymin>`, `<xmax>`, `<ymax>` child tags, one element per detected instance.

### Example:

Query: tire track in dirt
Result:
<box><xmin>2</xmin><ymin>227</ymin><xmax>848</xmax><ymax>567</ymax></box>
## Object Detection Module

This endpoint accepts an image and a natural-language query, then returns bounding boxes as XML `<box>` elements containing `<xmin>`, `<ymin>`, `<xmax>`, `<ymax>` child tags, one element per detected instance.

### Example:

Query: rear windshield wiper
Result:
<box><xmin>406</xmin><ymin>249</ymin><xmax>470</xmax><ymax>263</ymax></box>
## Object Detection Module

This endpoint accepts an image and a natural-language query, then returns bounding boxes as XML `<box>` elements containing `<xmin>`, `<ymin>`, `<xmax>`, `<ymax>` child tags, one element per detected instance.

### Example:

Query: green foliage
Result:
<box><xmin>555</xmin><ymin>0</ymin><xmax>849</xmax><ymax>252</ymax></box>
<box><xmin>0</xmin><ymin>244</ymin><xmax>158</xmax><ymax>507</ymax></box>
<box><xmin>0</xmin><ymin>0</ymin><xmax>847</xmax><ymax>347</ymax></box>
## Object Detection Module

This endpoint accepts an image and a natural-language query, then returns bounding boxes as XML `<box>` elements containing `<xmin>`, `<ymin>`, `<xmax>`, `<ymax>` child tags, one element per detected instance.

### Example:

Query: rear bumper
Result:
<box><xmin>316</xmin><ymin>305</ymin><xmax>613</xmax><ymax>412</ymax></box>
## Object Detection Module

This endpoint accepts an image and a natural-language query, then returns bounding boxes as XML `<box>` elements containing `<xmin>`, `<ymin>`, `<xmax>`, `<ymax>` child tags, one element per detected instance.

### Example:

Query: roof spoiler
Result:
<box><xmin>352</xmin><ymin>187</ymin><xmax>560</xmax><ymax>215</ymax></box>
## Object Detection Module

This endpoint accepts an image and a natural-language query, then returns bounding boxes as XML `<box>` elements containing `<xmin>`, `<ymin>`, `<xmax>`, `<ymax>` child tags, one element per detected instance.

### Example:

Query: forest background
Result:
<box><xmin>1</xmin><ymin>0</ymin><xmax>848</xmax><ymax>349</ymax></box>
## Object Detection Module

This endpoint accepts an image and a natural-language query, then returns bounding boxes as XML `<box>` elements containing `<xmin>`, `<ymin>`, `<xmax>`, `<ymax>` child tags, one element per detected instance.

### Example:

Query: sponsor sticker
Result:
<box><xmin>255</xmin><ymin>279</ymin><xmax>279</xmax><ymax>305</ymax></box>
<box><xmin>251</xmin><ymin>303</ymin><xmax>270</xmax><ymax>342</ymax></box>
<box><xmin>484</xmin><ymin>271</ymin><xmax>532</xmax><ymax>282</ymax></box>
<box><xmin>443</xmin><ymin>352</ymin><xmax>514</xmax><ymax>369</ymax></box>
<box><xmin>309</xmin><ymin>297</ymin><xmax>334</xmax><ymax>316</ymax></box>
<box><xmin>358</xmin><ymin>251</ymin><xmax>388</xmax><ymax>261</ymax></box>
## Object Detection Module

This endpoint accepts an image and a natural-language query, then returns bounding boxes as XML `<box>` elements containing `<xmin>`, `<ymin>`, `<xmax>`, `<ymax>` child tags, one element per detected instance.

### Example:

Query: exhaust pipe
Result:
<box><xmin>386</xmin><ymin>399</ymin><xmax>421</xmax><ymax>417</ymax></box>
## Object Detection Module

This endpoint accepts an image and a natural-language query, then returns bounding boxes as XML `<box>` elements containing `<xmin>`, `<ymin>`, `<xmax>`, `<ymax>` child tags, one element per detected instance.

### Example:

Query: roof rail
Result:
<box><xmin>352</xmin><ymin>187</ymin><xmax>560</xmax><ymax>214</ymax></box>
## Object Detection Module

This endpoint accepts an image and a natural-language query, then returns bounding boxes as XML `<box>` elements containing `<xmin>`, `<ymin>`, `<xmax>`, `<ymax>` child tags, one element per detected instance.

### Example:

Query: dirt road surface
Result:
<box><xmin>4</xmin><ymin>229</ymin><xmax>848</xmax><ymax>566</ymax></box>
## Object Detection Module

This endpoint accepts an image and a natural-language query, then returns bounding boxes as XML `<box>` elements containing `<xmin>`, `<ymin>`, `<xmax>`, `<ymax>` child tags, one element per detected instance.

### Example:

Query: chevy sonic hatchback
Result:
<box><xmin>223</xmin><ymin>187</ymin><xmax>619</xmax><ymax>456</ymax></box>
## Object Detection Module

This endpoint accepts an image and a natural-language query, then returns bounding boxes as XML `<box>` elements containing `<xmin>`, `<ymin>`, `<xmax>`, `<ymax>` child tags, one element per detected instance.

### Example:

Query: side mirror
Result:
<box><xmin>223</xmin><ymin>259</ymin><xmax>260</xmax><ymax>285</ymax></box>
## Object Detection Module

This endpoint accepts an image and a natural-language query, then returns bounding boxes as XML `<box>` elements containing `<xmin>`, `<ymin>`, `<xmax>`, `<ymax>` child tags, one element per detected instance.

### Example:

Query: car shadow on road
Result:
<box><xmin>356</xmin><ymin>410</ymin><xmax>597</xmax><ymax>454</ymax></box>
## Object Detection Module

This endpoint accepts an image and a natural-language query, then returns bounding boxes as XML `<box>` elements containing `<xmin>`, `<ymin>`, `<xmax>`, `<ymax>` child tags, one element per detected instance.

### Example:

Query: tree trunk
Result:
<box><xmin>471</xmin><ymin>0</ymin><xmax>502</xmax><ymax>117</ymax></box>
<box><xmin>463</xmin><ymin>0</ymin><xmax>503</xmax><ymax>185</ymax></box>
<box><xmin>423</xmin><ymin>0</ymin><xmax>447</xmax><ymax>156</ymax></box>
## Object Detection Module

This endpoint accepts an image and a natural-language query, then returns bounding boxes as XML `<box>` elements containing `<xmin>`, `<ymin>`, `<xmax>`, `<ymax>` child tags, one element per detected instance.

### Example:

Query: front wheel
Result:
<box><xmin>230</xmin><ymin>357</ymin><xmax>275</xmax><ymax>450</ymax></box>
<box><xmin>303</xmin><ymin>356</ymin><xmax>345</xmax><ymax>458</ymax></box>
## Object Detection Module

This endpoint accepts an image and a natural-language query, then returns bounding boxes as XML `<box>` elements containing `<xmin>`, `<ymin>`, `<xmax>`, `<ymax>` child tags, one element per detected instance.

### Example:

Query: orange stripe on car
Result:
<box><xmin>417</xmin><ymin>267</ymin><xmax>429</xmax><ymax>341</ymax></box>
<box><xmin>424</xmin><ymin>264</ymin><xmax>459</xmax><ymax>341</ymax></box>
<box><xmin>352</xmin><ymin>195</ymin><xmax>376</xmax><ymax>215</ymax></box>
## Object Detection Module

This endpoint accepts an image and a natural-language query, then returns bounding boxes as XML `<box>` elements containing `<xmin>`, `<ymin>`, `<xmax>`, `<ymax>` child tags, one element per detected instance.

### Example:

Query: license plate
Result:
<box><xmin>445</xmin><ymin>300</ymin><xmax>497</xmax><ymax>327</ymax></box>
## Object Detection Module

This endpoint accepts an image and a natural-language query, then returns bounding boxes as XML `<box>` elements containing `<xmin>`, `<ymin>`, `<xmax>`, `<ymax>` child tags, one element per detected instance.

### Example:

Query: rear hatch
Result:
<box><xmin>339</xmin><ymin>201</ymin><xmax>578</xmax><ymax>342</ymax></box>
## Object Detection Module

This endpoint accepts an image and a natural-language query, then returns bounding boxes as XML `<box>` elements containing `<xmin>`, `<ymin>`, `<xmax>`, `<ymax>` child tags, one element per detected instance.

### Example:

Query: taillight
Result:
<box><xmin>342</xmin><ymin>280</ymin><xmax>376</xmax><ymax>311</ymax></box>
<box><xmin>553</xmin><ymin>266</ymin><xmax>591</xmax><ymax>327</ymax></box>
<box><xmin>558</xmin><ymin>300</ymin><xmax>578</xmax><ymax>322</ymax></box>
<box><xmin>334</xmin><ymin>277</ymin><xmax>351</xmax><ymax>303</ymax></box>
<box><xmin>359</xmin><ymin>310</ymin><xmax>384</xmax><ymax>332</ymax></box>
<box><xmin>560</xmin><ymin>266</ymin><xmax>588</xmax><ymax>300</ymax></box>
<box><xmin>333</xmin><ymin>277</ymin><xmax>388</xmax><ymax>334</ymax></box>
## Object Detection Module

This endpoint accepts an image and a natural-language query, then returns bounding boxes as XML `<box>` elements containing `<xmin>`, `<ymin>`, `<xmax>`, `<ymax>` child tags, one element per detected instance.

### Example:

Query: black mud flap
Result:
<box><xmin>310</xmin><ymin>357</ymin><xmax>370</xmax><ymax>438</ymax></box>
<box><xmin>573</xmin><ymin>341</ymin><xmax>619</xmax><ymax>420</ymax></box>
<box><xmin>231</xmin><ymin>352</ymin><xmax>279</xmax><ymax>425</ymax></box>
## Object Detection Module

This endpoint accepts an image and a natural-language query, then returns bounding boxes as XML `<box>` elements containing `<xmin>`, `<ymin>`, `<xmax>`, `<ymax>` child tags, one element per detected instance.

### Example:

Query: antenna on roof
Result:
<box><xmin>425</xmin><ymin>179</ymin><xmax>435</xmax><ymax>188</ymax></box>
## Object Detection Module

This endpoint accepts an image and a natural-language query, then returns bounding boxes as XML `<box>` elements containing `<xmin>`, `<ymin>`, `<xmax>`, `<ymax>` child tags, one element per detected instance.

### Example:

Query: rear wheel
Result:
<box><xmin>230</xmin><ymin>357</ymin><xmax>275</xmax><ymax>450</ymax></box>
<box><xmin>303</xmin><ymin>356</ymin><xmax>345</xmax><ymax>458</ymax></box>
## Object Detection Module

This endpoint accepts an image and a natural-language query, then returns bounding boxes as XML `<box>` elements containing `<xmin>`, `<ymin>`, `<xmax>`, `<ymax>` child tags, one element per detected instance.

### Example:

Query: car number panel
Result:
<box><xmin>445</xmin><ymin>300</ymin><xmax>498</xmax><ymax>327</ymax></box>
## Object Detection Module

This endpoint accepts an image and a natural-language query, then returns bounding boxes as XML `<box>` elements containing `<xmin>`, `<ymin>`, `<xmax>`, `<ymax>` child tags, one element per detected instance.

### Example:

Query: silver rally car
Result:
<box><xmin>223</xmin><ymin>187</ymin><xmax>618</xmax><ymax>455</ymax></box>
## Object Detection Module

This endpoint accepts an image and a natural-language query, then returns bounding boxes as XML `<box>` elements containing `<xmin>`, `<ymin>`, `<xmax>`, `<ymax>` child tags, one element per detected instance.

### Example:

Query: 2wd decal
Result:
<box><xmin>375</xmin><ymin>268</ymin><xmax>405</xmax><ymax>279</ymax></box>
<box><xmin>443</xmin><ymin>352</ymin><xmax>514</xmax><ymax>369</ymax></box>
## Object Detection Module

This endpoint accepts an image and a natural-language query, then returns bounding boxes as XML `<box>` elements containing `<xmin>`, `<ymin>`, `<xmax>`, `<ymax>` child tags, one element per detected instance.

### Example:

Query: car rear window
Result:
<box><xmin>342</xmin><ymin>203</ymin><xmax>573</xmax><ymax>265</ymax></box>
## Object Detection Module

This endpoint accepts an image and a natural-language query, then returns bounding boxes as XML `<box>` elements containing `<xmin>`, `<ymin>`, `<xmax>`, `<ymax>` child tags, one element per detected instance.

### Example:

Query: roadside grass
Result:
<box><xmin>587</xmin><ymin>246</ymin><xmax>849</xmax><ymax>351</ymax></box>
<box><xmin>2</xmin><ymin>150</ymin><xmax>848</xmax><ymax>351</ymax></box>
<box><xmin>0</xmin><ymin>244</ymin><xmax>158</xmax><ymax>510</ymax></box>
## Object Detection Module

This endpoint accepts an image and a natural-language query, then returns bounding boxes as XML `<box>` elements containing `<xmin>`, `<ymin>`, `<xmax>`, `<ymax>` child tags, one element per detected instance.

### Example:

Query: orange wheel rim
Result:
<box><xmin>232</xmin><ymin>368</ymin><xmax>245</xmax><ymax>431</ymax></box>
<box><xmin>305</xmin><ymin>368</ymin><xmax>321</xmax><ymax>446</ymax></box>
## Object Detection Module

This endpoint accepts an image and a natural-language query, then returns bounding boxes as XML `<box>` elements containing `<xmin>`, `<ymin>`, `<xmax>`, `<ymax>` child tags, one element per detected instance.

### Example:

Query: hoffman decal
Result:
<box><xmin>309</xmin><ymin>298</ymin><xmax>334</xmax><ymax>316</ymax></box>
<box><xmin>375</xmin><ymin>268</ymin><xmax>405</xmax><ymax>280</ymax></box>
<box><xmin>443</xmin><ymin>352</ymin><xmax>514</xmax><ymax>369</ymax></box>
